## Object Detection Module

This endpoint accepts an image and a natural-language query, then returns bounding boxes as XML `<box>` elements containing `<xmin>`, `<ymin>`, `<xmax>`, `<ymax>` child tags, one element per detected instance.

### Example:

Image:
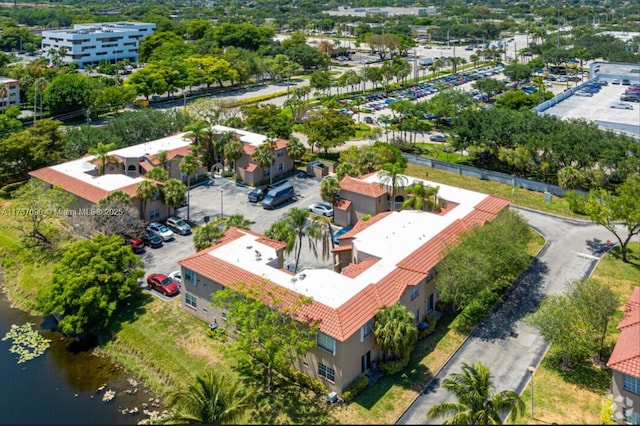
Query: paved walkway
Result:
<box><xmin>397</xmin><ymin>208</ymin><xmax>624</xmax><ymax>425</ymax></box>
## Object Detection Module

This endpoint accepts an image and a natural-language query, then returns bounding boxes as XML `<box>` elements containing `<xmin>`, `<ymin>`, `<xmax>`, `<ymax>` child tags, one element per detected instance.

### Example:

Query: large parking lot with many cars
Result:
<box><xmin>139</xmin><ymin>173</ymin><xmax>327</xmax><ymax>296</ymax></box>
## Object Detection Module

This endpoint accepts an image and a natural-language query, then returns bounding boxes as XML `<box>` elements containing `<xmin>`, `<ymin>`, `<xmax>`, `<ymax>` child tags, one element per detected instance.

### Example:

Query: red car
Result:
<box><xmin>127</xmin><ymin>237</ymin><xmax>145</xmax><ymax>254</ymax></box>
<box><xmin>146</xmin><ymin>274</ymin><xmax>179</xmax><ymax>297</ymax></box>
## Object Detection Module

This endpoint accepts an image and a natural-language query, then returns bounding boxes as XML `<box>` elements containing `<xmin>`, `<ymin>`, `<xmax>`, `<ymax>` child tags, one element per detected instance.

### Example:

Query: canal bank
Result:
<box><xmin>0</xmin><ymin>286</ymin><xmax>165</xmax><ymax>424</ymax></box>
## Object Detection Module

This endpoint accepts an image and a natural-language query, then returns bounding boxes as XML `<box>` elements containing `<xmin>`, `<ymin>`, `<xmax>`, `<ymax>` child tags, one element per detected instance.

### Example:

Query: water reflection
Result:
<box><xmin>0</xmin><ymin>290</ymin><xmax>163</xmax><ymax>424</ymax></box>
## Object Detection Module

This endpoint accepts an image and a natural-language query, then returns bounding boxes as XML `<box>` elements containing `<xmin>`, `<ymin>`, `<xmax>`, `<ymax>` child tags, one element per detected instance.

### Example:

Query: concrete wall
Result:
<box><xmin>611</xmin><ymin>369</ymin><xmax>640</xmax><ymax>424</ymax></box>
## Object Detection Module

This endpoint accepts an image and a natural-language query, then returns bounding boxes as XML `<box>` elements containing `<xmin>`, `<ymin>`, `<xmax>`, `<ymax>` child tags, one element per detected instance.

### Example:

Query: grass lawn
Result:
<box><xmin>515</xmin><ymin>242</ymin><xmax>640</xmax><ymax>425</ymax></box>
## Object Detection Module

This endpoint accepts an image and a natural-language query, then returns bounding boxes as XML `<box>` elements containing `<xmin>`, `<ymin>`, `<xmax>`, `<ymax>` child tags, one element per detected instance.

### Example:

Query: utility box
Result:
<box><xmin>543</xmin><ymin>191</ymin><xmax>553</xmax><ymax>203</ymax></box>
<box><xmin>306</xmin><ymin>161</ymin><xmax>328</xmax><ymax>178</ymax></box>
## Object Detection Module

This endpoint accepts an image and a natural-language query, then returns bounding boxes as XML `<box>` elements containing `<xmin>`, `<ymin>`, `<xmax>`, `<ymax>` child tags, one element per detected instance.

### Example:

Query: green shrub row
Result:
<box><xmin>282</xmin><ymin>365</ymin><xmax>328</xmax><ymax>396</ymax></box>
<box><xmin>379</xmin><ymin>356</ymin><xmax>410</xmax><ymax>375</ymax></box>
<box><xmin>341</xmin><ymin>374</ymin><xmax>369</xmax><ymax>402</ymax></box>
<box><xmin>418</xmin><ymin>314</ymin><xmax>438</xmax><ymax>339</ymax></box>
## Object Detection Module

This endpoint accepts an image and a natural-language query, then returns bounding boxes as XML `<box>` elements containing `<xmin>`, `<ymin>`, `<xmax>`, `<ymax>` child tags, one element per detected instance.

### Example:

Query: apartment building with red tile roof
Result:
<box><xmin>178</xmin><ymin>172</ymin><xmax>511</xmax><ymax>394</ymax></box>
<box><xmin>608</xmin><ymin>287</ymin><xmax>640</xmax><ymax>424</ymax></box>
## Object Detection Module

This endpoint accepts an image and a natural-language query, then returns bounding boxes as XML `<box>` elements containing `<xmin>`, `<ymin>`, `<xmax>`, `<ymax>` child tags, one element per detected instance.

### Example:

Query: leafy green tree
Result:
<box><xmin>138</xmin><ymin>31</ymin><xmax>184</xmax><ymax>63</ymax></box>
<box><xmin>168</xmin><ymin>371</ymin><xmax>254</xmax><ymax>424</ymax></box>
<box><xmin>503</xmin><ymin>63</ymin><xmax>532</xmax><ymax>83</ymax></box>
<box><xmin>211</xmin><ymin>283</ymin><xmax>318</xmax><ymax>390</ymax></box>
<box><xmin>427</xmin><ymin>362</ymin><xmax>525</xmax><ymax>425</ymax></box>
<box><xmin>212</xmin><ymin>23</ymin><xmax>274</xmax><ymax>51</ymax></box>
<box><xmin>242</xmin><ymin>104</ymin><xmax>292</xmax><ymax>139</ymax></box>
<box><xmin>378</xmin><ymin>163</ymin><xmax>408</xmax><ymax>211</ymax></box>
<box><xmin>162</xmin><ymin>178</ymin><xmax>187</xmax><ymax>217</ymax></box>
<box><xmin>13</xmin><ymin>180</ymin><xmax>73</xmax><ymax>248</ymax></box>
<box><xmin>527</xmin><ymin>278</ymin><xmax>618</xmax><ymax>365</ymax></box>
<box><xmin>309</xmin><ymin>71</ymin><xmax>332</xmax><ymax>95</ymax></box>
<box><xmin>193</xmin><ymin>222</ymin><xmax>225</xmax><ymax>251</ymax></box>
<box><xmin>583</xmin><ymin>174</ymin><xmax>640</xmax><ymax>263</ymax></box>
<box><xmin>300</xmin><ymin>109</ymin><xmax>357</xmax><ymax>154</ymax></box>
<box><xmin>44</xmin><ymin>73</ymin><xmax>96</xmax><ymax>116</ymax></box>
<box><xmin>36</xmin><ymin>234</ymin><xmax>144</xmax><ymax>335</ymax></box>
<box><xmin>374</xmin><ymin>302</ymin><xmax>418</xmax><ymax>360</ymax></box>
<box><xmin>366</xmin><ymin>33</ymin><xmax>400</xmax><ymax>60</ymax></box>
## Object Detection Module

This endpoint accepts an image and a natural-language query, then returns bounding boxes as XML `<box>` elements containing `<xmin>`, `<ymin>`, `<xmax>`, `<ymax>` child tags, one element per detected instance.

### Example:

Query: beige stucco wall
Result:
<box><xmin>339</xmin><ymin>189</ymin><xmax>387</xmax><ymax>220</ymax></box>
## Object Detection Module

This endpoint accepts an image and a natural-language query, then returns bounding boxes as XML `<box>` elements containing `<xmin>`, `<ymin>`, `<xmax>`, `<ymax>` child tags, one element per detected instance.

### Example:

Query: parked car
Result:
<box><xmin>147</xmin><ymin>222</ymin><xmax>174</xmax><ymax>241</ymax></box>
<box><xmin>620</xmin><ymin>94</ymin><xmax>640</xmax><ymax>102</ymax></box>
<box><xmin>611</xmin><ymin>103</ymin><xmax>634</xmax><ymax>110</ymax></box>
<box><xmin>146</xmin><ymin>273</ymin><xmax>179</xmax><ymax>297</ymax></box>
<box><xmin>622</xmin><ymin>79</ymin><xmax>631</xmax><ymax>85</ymax></box>
<box><xmin>309</xmin><ymin>203</ymin><xmax>334</xmax><ymax>217</ymax></box>
<box><xmin>430</xmin><ymin>134</ymin><xmax>447</xmax><ymax>142</ymax></box>
<box><xmin>168</xmin><ymin>270</ymin><xmax>182</xmax><ymax>286</ymax></box>
<box><xmin>574</xmin><ymin>91</ymin><xmax>593</xmax><ymax>97</ymax></box>
<box><xmin>248</xmin><ymin>187</ymin><xmax>268</xmax><ymax>203</ymax></box>
<box><xmin>126</xmin><ymin>237</ymin><xmax>145</xmax><ymax>254</ymax></box>
<box><xmin>165</xmin><ymin>216</ymin><xmax>191</xmax><ymax>235</ymax></box>
<box><xmin>611</xmin><ymin>79</ymin><xmax>621</xmax><ymax>85</ymax></box>
<box><xmin>142</xmin><ymin>230</ymin><xmax>164</xmax><ymax>248</ymax></box>
<box><xmin>262</xmin><ymin>183</ymin><xmax>295</xmax><ymax>210</ymax></box>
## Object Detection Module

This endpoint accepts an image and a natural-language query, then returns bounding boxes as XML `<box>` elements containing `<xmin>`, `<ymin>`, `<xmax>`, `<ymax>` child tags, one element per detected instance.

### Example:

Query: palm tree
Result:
<box><xmin>252</xmin><ymin>139</ymin><xmax>276</xmax><ymax>186</ymax></box>
<box><xmin>320</xmin><ymin>177</ymin><xmax>340</xmax><ymax>203</ymax></box>
<box><xmin>89</xmin><ymin>142</ymin><xmax>118</xmax><ymax>176</ymax></box>
<box><xmin>378</xmin><ymin>163</ymin><xmax>408</xmax><ymax>211</ymax></box>
<box><xmin>224</xmin><ymin>214</ymin><xmax>251</xmax><ymax>230</ymax></box>
<box><xmin>223</xmin><ymin>139</ymin><xmax>243</xmax><ymax>179</ymax></box>
<box><xmin>184</xmin><ymin>122</ymin><xmax>206</xmax><ymax>148</ymax></box>
<box><xmin>168</xmin><ymin>371</ymin><xmax>253</xmax><ymax>425</ymax></box>
<box><xmin>193</xmin><ymin>222</ymin><xmax>226</xmax><ymax>251</ymax></box>
<box><xmin>402</xmin><ymin>181</ymin><xmax>440</xmax><ymax>212</ymax></box>
<box><xmin>427</xmin><ymin>362</ymin><xmax>525</xmax><ymax>425</ymax></box>
<box><xmin>286</xmin><ymin>136</ymin><xmax>306</xmax><ymax>166</ymax></box>
<box><xmin>158</xmin><ymin>150</ymin><xmax>169</xmax><ymax>171</ymax></box>
<box><xmin>145</xmin><ymin>166</ymin><xmax>169</xmax><ymax>182</ymax></box>
<box><xmin>135</xmin><ymin>179</ymin><xmax>158</xmax><ymax>220</ymax></box>
<box><xmin>374</xmin><ymin>302</ymin><xmax>418</xmax><ymax>361</ymax></box>
<box><xmin>162</xmin><ymin>178</ymin><xmax>187</xmax><ymax>217</ymax></box>
<box><xmin>285</xmin><ymin>207</ymin><xmax>313</xmax><ymax>274</ymax></box>
<box><xmin>180</xmin><ymin>154</ymin><xmax>200</xmax><ymax>221</ymax></box>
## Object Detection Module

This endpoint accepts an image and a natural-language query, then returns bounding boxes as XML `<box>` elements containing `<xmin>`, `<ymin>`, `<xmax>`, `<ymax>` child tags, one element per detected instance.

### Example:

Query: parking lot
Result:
<box><xmin>139</xmin><ymin>173</ymin><xmax>328</xmax><ymax>298</ymax></box>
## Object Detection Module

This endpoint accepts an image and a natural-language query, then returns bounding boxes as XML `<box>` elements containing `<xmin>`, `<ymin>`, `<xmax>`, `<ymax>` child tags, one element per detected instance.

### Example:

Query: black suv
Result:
<box><xmin>248</xmin><ymin>187</ymin><xmax>267</xmax><ymax>203</ymax></box>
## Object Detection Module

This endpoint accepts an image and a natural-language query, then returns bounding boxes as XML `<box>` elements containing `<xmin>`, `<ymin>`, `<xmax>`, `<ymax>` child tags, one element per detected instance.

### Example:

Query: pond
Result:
<box><xmin>0</xmin><ymin>289</ymin><xmax>165</xmax><ymax>424</ymax></box>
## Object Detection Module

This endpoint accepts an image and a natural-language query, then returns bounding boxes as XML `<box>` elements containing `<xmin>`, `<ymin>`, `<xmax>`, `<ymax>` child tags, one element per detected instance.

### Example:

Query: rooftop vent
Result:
<box><xmin>298</xmin><ymin>273</ymin><xmax>306</xmax><ymax>280</ymax></box>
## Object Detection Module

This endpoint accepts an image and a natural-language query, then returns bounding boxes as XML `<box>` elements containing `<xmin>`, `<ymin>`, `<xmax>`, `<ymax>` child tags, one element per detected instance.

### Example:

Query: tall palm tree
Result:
<box><xmin>135</xmin><ymin>179</ymin><xmax>158</xmax><ymax>220</ymax></box>
<box><xmin>168</xmin><ymin>371</ymin><xmax>253</xmax><ymax>425</ymax></box>
<box><xmin>286</xmin><ymin>136</ymin><xmax>306</xmax><ymax>166</ymax></box>
<box><xmin>223</xmin><ymin>139</ymin><xmax>244</xmax><ymax>179</ymax></box>
<box><xmin>162</xmin><ymin>178</ymin><xmax>187</xmax><ymax>217</ymax></box>
<box><xmin>252</xmin><ymin>139</ymin><xmax>275</xmax><ymax>186</ymax></box>
<box><xmin>184</xmin><ymin>121</ymin><xmax>206</xmax><ymax>148</ymax></box>
<box><xmin>145</xmin><ymin>166</ymin><xmax>169</xmax><ymax>183</ymax></box>
<box><xmin>180</xmin><ymin>154</ymin><xmax>200</xmax><ymax>221</ymax></box>
<box><xmin>402</xmin><ymin>181</ymin><xmax>440</xmax><ymax>212</ymax></box>
<box><xmin>378</xmin><ymin>163</ymin><xmax>408</xmax><ymax>211</ymax></box>
<box><xmin>285</xmin><ymin>207</ymin><xmax>314</xmax><ymax>274</ymax></box>
<box><xmin>374</xmin><ymin>302</ymin><xmax>418</xmax><ymax>361</ymax></box>
<box><xmin>89</xmin><ymin>142</ymin><xmax>118</xmax><ymax>176</ymax></box>
<box><xmin>427</xmin><ymin>362</ymin><xmax>525</xmax><ymax>425</ymax></box>
<box><xmin>193</xmin><ymin>222</ymin><xmax>225</xmax><ymax>251</ymax></box>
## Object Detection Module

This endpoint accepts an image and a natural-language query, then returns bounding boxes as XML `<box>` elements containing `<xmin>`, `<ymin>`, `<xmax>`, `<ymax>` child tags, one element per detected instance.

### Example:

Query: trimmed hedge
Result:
<box><xmin>379</xmin><ymin>356</ymin><xmax>410</xmax><ymax>375</ymax></box>
<box><xmin>418</xmin><ymin>314</ymin><xmax>438</xmax><ymax>339</ymax></box>
<box><xmin>341</xmin><ymin>374</ymin><xmax>369</xmax><ymax>402</ymax></box>
<box><xmin>283</xmin><ymin>366</ymin><xmax>328</xmax><ymax>396</ymax></box>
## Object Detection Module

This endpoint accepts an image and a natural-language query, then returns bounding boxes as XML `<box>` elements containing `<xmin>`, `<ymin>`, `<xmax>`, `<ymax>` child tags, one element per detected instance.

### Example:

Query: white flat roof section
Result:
<box><xmin>205</xmin><ymin>174</ymin><xmax>492</xmax><ymax>309</ymax></box>
<box><xmin>111</xmin><ymin>132</ymin><xmax>192</xmax><ymax>158</ymax></box>
<box><xmin>212</xmin><ymin>125</ymin><xmax>268</xmax><ymax>147</ymax></box>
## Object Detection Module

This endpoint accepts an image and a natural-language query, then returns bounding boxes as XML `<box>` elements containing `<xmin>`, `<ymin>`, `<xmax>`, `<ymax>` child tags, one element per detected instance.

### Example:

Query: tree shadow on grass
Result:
<box><xmin>543</xmin><ymin>351</ymin><xmax>612</xmax><ymax>393</ymax></box>
<box><xmin>605</xmin><ymin>245</ymin><xmax>640</xmax><ymax>270</ymax></box>
<box><xmin>233</xmin><ymin>358</ymin><xmax>332</xmax><ymax>425</ymax></box>
<box><xmin>97</xmin><ymin>290</ymin><xmax>152</xmax><ymax>345</ymax></box>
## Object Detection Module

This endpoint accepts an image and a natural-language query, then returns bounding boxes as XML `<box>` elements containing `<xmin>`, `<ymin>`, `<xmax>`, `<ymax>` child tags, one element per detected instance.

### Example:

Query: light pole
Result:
<box><xmin>220</xmin><ymin>189</ymin><xmax>224</xmax><ymax>219</ymax></box>
<box><xmin>528</xmin><ymin>366</ymin><xmax>536</xmax><ymax>419</ymax></box>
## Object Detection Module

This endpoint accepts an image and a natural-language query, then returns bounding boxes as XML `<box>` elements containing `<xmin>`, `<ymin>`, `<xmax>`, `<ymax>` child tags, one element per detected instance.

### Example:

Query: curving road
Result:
<box><xmin>397</xmin><ymin>207</ymin><xmax>625</xmax><ymax>425</ymax></box>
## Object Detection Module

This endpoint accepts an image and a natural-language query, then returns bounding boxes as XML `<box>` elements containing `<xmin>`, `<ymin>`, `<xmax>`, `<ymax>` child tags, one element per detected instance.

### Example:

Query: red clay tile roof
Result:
<box><xmin>342</xmin><ymin>258</ymin><xmax>379</xmax><ymax>278</ymax></box>
<box><xmin>331</xmin><ymin>245</ymin><xmax>352</xmax><ymax>252</ymax></box>
<box><xmin>334</xmin><ymin>199</ymin><xmax>352</xmax><ymax>211</ymax></box>
<box><xmin>146</xmin><ymin>145</ymin><xmax>194</xmax><ymax>165</ymax></box>
<box><xmin>244</xmin><ymin>163</ymin><xmax>258</xmax><ymax>172</ymax></box>
<box><xmin>397</xmin><ymin>220</ymin><xmax>470</xmax><ymax>274</ymax></box>
<box><xmin>29</xmin><ymin>167</ymin><xmax>110</xmax><ymax>204</ymax></box>
<box><xmin>243</xmin><ymin>143</ymin><xmax>255</xmax><ymax>156</ymax></box>
<box><xmin>340</xmin><ymin>175</ymin><xmax>387</xmax><ymax>198</ymax></box>
<box><xmin>374</xmin><ymin>268</ymin><xmax>423</xmax><ymax>307</ymax></box>
<box><xmin>139</xmin><ymin>161</ymin><xmax>154</xmax><ymax>172</ymax></box>
<box><xmin>607</xmin><ymin>287</ymin><xmax>640</xmax><ymax>377</ymax></box>
<box><xmin>463</xmin><ymin>210</ymin><xmax>496</xmax><ymax>227</ymax></box>
<box><xmin>474</xmin><ymin>195</ymin><xmax>511</xmax><ymax>215</ymax></box>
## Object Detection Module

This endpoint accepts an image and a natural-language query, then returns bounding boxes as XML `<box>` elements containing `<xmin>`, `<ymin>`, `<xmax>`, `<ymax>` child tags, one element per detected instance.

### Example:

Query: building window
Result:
<box><xmin>185</xmin><ymin>269</ymin><xmax>196</xmax><ymax>283</ymax></box>
<box><xmin>153</xmin><ymin>190</ymin><xmax>161</xmax><ymax>201</ymax></box>
<box><xmin>317</xmin><ymin>331</ymin><xmax>336</xmax><ymax>355</ymax></box>
<box><xmin>150</xmin><ymin>209</ymin><xmax>160</xmax><ymax>220</ymax></box>
<box><xmin>277</xmin><ymin>162</ymin><xmax>284</xmax><ymax>171</ymax></box>
<box><xmin>623</xmin><ymin>374</ymin><xmax>640</xmax><ymax>394</ymax></box>
<box><xmin>318</xmin><ymin>363</ymin><xmax>335</xmax><ymax>382</ymax></box>
<box><xmin>625</xmin><ymin>410</ymin><xmax>640</xmax><ymax>425</ymax></box>
<box><xmin>277</xmin><ymin>149</ymin><xmax>284</xmax><ymax>157</ymax></box>
<box><xmin>360</xmin><ymin>318</ymin><xmax>374</xmax><ymax>342</ymax></box>
<box><xmin>185</xmin><ymin>293</ymin><xmax>197</xmax><ymax>308</ymax></box>
<box><xmin>410</xmin><ymin>285</ymin><xmax>419</xmax><ymax>300</ymax></box>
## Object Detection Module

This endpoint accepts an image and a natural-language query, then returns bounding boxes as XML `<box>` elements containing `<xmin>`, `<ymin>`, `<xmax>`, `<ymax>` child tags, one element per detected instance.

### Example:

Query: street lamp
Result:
<box><xmin>528</xmin><ymin>366</ymin><xmax>536</xmax><ymax>419</ymax></box>
<box><xmin>220</xmin><ymin>189</ymin><xmax>224</xmax><ymax>219</ymax></box>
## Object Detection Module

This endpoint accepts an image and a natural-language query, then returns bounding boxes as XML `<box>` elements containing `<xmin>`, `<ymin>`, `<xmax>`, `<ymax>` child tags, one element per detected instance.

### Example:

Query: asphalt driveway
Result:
<box><xmin>397</xmin><ymin>207</ymin><xmax>626</xmax><ymax>425</ymax></box>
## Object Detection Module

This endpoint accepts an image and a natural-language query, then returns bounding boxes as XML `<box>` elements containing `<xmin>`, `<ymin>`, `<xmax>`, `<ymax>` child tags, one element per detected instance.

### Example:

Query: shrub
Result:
<box><xmin>283</xmin><ymin>366</ymin><xmax>328</xmax><ymax>395</ymax></box>
<box><xmin>418</xmin><ymin>314</ymin><xmax>438</xmax><ymax>339</ymax></box>
<box><xmin>564</xmin><ymin>190</ymin><xmax>588</xmax><ymax>215</ymax></box>
<box><xmin>361</xmin><ymin>214</ymin><xmax>371</xmax><ymax>221</ymax></box>
<box><xmin>341</xmin><ymin>374</ymin><xmax>369</xmax><ymax>402</ymax></box>
<box><xmin>454</xmin><ymin>290</ymin><xmax>500</xmax><ymax>333</ymax></box>
<box><xmin>302</xmin><ymin>152</ymin><xmax>318</xmax><ymax>163</ymax></box>
<box><xmin>600</xmin><ymin>396</ymin><xmax>616</xmax><ymax>425</ymax></box>
<box><xmin>379</xmin><ymin>356</ymin><xmax>410</xmax><ymax>375</ymax></box>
